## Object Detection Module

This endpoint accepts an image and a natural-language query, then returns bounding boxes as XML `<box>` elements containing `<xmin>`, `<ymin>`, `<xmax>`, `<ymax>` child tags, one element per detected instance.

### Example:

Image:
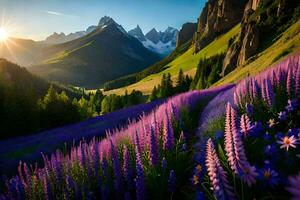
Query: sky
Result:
<box><xmin>0</xmin><ymin>0</ymin><xmax>205</xmax><ymax>41</ymax></box>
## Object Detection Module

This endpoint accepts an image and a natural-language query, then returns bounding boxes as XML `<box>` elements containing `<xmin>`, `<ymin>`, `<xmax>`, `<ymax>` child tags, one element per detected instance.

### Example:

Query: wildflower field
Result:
<box><xmin>1</xmin><ymin>55</ymin><xmax>300</xmax><ymax>199</ymax></box>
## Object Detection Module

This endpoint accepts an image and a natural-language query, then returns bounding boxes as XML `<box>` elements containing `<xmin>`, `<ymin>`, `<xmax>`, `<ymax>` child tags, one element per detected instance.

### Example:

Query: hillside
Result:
<box><xmin>104</xmin><ymin>0</ymin><xmax>300</xmax><ymax>96</ymax></box>
<box><xmin>104</xmin><ymin>24</ymin><xmax>240</xmax><ymax>95</ymax></box>
<box><xmin>214</xmin><ymin>19</ymin><xmax>300</xmax><ymax>86</ymax></box>
<box><xmin>0</xmin><ymin>59</ymin><xmax>85</xmax><ymax>139</ymax></box>
<box><xmin>0</xmin><ymin>38</ymin><xmax>48</xmax><ymax>66</ymax></box>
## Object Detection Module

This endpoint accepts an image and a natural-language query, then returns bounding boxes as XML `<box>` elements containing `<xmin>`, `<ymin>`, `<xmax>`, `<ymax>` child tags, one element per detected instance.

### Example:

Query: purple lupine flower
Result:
<box><xmin>149</xmin><ymin>125</ymin><xmax>159</xmax><ymax>166</ymax></box>
<box><xmin>205</xmin><ymin>139</ymin><xmax>236</xmax><ymax>200</ymax></box>
<box><xmin>286</xmin><ymin>172</ymin><xmax>300</xmax><ymax>200</ymax></box>
<box><xmin>66</xmin><ymin>175</ymin><xmax>76</xmax><ymax>198</ymax></box>
<box><xmin>168</xmin><ymin>170</ymin><xmax>176</xmax><ymax>193</ymax></box>
<box><xmin>163</xmin><ymin>111</ymin><xmax>175</xmax><ymax>150</ymax></box>
<box><xmin>135</xmin><ymin>144</ymin><xmax>146</xmax><ymax>200</ymax></box>
<box><xmin>110</xmin><ymin>140</ymin><xmax>123</xmax><ymax>193</ymax></box>
<box><xmin>240</xmin><ymin>114</ymin><xmax>253</xmax><ymax>136</ymax></box>
<box><xmin>123</xmin><ymin>145</ymin><xmax>132</xmax><ymax>187</ymax></box>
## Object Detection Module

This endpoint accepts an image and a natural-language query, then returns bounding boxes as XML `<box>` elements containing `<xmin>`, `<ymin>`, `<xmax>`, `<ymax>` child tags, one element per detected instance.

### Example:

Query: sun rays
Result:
<box><xmin>0</xmin><ymin>11</ymin><xmax>29</xmax><ymax>62</ymax></box>
<box><xmin>0</xmin><ymin>27</ymin><xmax>8</xmax><ymax>42</ymax></box>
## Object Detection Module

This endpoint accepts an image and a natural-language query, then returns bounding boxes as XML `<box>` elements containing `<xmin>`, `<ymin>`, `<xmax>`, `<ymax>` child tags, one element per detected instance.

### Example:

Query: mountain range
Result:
<box><xmin>44</xmin><ymin>20</ymin><xmax>178</xmax><ymax>56</ymax></box>
<box><xmin>128</xmin><ymin>25</ymin><xmax>178</xmax><ymax>55</ymax></box>
<box><xmin>26</xmin><ymin>17</ymin><xmax>161</xmax><ymax>88</ymax></box>
<box><xmin>44</xmin><ymin>25</ymin><xmax>97</xmax><ymax>44</ymax></box>
<box><xmin>0</xmin><ymin>16</ymin><xmax>179</xmax><ymax>88</ymax></box>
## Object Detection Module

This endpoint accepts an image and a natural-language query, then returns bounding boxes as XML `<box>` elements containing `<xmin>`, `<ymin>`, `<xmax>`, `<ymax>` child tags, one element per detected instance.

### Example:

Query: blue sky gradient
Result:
<box><xmin>0</xmin><ymin>0</ymin><xmax>205</xmax><ymax>40</ymax></box>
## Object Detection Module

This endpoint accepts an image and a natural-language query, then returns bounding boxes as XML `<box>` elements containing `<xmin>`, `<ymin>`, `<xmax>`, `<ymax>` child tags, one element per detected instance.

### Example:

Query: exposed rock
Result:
<box><xmin>237</xmin><ymin>22</ymin><xmax>259</xmax><ymax>66</ymax></box>
<box><xmin>194</xmin><ymin>0</ymin><xmax>245</xmax><ymax>53</ymax></box>
<box><xmin>176</xmin><ymin>22</ymin><xmax>197</xmax><ymax>47</ymax></box>
<box><xmin>128</xmin><ymin>25</ymin><xmax>146</xmax><ymax>41</ymax></box>
<box><xmin>222</xmin><ymin>42</ymin><xmax>241</xmax><ymax>76</ymax></box>
<box><xmin>145</xmin><ymin>28</ymin><xmax>160</xmax><ymax>44</ymax></box>
<box><xmin>222</xmin><ymin>0</ymin><xmax>260</xmax><ymax>76</ymax></box>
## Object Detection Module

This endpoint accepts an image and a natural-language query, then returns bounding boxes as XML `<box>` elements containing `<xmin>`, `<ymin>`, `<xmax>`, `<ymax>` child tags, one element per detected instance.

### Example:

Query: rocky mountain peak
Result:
<box><xmin>161</xmin><ymin>27</ymin><xmax>178</xmax><ymax>44</ymax></box>
<box><xmin>98</xmin><ymin>16</ymin><xmax>116</xmax><ymax>28</ymax></box>
<box><xmin>128</xmin><ymin>25</ymin><xmax>146</xmax><ymax>41</ymax></box>
<box><xmin>145</xmin><ymin>28</ymin><xmax>160</xmax><ymax>44</ymax></box>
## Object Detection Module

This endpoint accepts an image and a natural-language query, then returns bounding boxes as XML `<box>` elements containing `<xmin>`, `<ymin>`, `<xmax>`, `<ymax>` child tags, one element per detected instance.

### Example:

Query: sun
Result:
<box><xmin>0</xmin><ymin>27</ymin><xmax>8</xmax><ymax>42</ymax></box>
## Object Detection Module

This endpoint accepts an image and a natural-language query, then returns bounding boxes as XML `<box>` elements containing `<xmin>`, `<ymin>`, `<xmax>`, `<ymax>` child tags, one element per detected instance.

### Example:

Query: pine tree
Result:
<box><xmin>149</xmin><ymin>86</ymin><xmax>158</xmax><ymax>101</ymax></box>
<box><xmin>165</xmin><ymin>73</ymin><xmax>173</xmax><ymax>97</ymax></box>
<box><xmin>176</xmin><ymin>69</ymin><xmax>184</xmax><ymax>93</ymax></box>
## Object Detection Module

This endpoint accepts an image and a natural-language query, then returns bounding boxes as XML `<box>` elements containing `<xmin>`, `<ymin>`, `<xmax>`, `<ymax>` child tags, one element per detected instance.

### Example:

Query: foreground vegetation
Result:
<box><xmin>194</xmin><ymin>55</ymin><xmax>300</xmax><ymax>199</ymax></box>
<box><xmin>1</xmin><ymin>55</ymin><xmax>299</xmax><ymax>200</ymax></box>
<box><xmin>1</xmin><ymin>85</ymin><xmax>231</xmax><ymax>199</ymax></box>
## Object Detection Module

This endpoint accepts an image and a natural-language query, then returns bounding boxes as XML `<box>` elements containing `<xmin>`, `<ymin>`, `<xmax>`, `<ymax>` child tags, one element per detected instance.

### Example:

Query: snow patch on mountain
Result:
<box><xmin>142</xmin><ymin>39</ymin><xmax>175</xmax><ymax>55</ymax></box>
<box><xmin>128</xmin><ymin>25</ymin><xmax>178</xmax><ymax>56</ymax></box>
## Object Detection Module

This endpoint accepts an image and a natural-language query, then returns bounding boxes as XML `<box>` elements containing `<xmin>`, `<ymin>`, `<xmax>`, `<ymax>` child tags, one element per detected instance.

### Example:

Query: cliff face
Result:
<box><xmin>194</xmin><ymin>0</ymin><xmax>245</xmax><ymax>53</ymax></box>
<box><xmin>176</xmin><ymin>22</ymin><xmax>197</xmax><ymax>47</ymax></box>
<box><xmin>222</xmin><ymin>0</ymin><xmax>299</xmax><ymax>76</ymax></box>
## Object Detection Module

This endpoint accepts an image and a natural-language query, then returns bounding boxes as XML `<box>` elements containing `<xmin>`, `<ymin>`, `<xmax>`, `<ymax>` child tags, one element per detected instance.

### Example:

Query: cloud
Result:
<box><xmin>44</xmin><ymin>10</ymin><xmax>77</xmax><ymax>18</ymax></box>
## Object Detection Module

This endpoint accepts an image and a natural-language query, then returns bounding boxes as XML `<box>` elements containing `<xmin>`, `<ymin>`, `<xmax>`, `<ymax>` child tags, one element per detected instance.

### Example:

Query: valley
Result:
<box><xmin>0</xmin><ymin>0</ymin><xmax>300</xmax><ymax>199</ymax></box>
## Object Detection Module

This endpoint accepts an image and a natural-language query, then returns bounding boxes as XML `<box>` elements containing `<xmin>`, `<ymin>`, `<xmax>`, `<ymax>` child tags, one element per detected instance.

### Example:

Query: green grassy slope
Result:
<box><xmin>104</xmin><ymin>24</ymin><xmax>240</xmax><ymax>95</ymax></box>
<box><xmin>214</xmin><ymin>19</ymin><xmax>300</xmax><ymax>86</ymax></box>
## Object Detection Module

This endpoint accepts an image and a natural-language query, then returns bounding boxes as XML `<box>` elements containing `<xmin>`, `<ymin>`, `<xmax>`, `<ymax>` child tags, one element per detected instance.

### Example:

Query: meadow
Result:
<box><xmin>1</xmin><ymin>55</ymin><xmax>299</xmax><ymax>199</ymax></box>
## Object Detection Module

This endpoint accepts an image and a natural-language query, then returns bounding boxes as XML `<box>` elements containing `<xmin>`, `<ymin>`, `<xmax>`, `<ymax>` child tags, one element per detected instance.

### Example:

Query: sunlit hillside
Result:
<box><xmin>104</xmin><ymin>25</ymin><xmax>240</xmax><ymax>95</ymax></box>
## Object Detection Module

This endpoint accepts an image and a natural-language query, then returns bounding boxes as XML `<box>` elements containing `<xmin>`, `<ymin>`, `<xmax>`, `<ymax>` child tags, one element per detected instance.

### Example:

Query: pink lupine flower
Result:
<box><xmin>261</xmin><ymin>79</ymin><xmax>274</xmax><ymax>107</ymax></box>
<box><xmin>287</xmin><ymin>67</ymin><xmax>294</xmax><ymax>97</ymax></box>
<box><xmin>225</xmin><ymin>103</ymin><xmax>257</xmax><ymax>186</ymax></box>
<box><xmin>240</xmin><ymin>114</ymin><xmax>253</xmax><ymax>136</ymax></box>
<box><xmin>277</xmin><ymin>135</ymin><xmax>298</xmax><ymax>151</ymax></box>
<box><xmin>206</xmin><ymin>139</ymin><xmax>236</xmax><ymax>200</ymax></box>
<box><xmin>224</xmin><ymin>103</ymin><xmax>238</xmax><ymax>173</ymax></box>
<box><xmin>163</xmin><ymin>111</ymin><xmax>175</xmax><ymax>150</ymax></box>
